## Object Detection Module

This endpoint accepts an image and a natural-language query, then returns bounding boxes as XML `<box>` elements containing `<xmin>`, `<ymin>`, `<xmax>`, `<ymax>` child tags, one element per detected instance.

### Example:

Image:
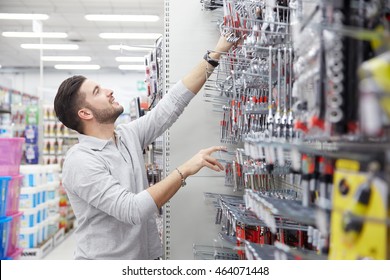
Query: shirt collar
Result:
<box><xmin>78</xmin><ymin>133</ymin><xmax>115</xmax><ymax>151</ymax></box>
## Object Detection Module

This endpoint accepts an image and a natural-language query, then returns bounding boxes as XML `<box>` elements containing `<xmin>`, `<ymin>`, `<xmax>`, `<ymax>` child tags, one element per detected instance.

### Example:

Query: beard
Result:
<box><xmin>85</xmin><ymin>101</ymin><xmax>124</xmax><ymax>124</ymax></box>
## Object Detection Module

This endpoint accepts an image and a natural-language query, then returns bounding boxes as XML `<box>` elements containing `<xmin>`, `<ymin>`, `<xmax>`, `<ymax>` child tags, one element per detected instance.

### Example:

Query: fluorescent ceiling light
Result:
<box><xmin>0</xmin><ymin>13</ymin><xmax>49</xmax><ymax>20</ymax></box>
<box><xmin>108</xmin><ymin>45</ymin><xmax>153</xmax><ymax>52</ymax></box>
<box><xmin>118</xmin><ymin>65</ymin><xmax>146</xmax><ymax>71</ymax></box>
<box><xmin>85</xmin><ymin>14</ymin><xmax>159</xmax><ymax>22</ymax></box>
<box><xmin>55</xmin><ymin>64</ymin><xmax>101</xmax><ymax>70</ymax></box>
<box><xmin>115</xmin><ymin>57</ymin><xmax>145</xmax><ymax>63</ymax></box>
<box><xmin>21</xmin><ymin>44</ymin><xmax>79</xmax><ymax>50</ymax></box>
<box><xmin>42</xmin><ymin>56</ymin><xmax>91</xmax><ymax>62</ymax></box>
<box><xmin>99</xmin><ymin>33</ymin><xmax>161</xmax><ymax>40</ymax></box>
<box><xmin>3</xmin><ymin>32</ymin><xmax>67</xmax><ymax>38</ymax></box>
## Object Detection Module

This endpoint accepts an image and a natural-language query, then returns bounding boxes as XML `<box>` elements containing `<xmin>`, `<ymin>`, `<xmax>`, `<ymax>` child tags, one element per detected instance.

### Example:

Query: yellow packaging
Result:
<box><xmin>329</xmin><ymin>159</ymin><xmax>389</xmax><ymax>259</ymax></box>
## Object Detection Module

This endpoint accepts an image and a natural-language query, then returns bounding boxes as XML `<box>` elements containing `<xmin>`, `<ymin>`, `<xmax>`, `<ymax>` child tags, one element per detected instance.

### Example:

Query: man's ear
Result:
<box><xmin>78</xmin><ymin>108</ymin><xmax>93</xmax><ymax>120</ymax></box>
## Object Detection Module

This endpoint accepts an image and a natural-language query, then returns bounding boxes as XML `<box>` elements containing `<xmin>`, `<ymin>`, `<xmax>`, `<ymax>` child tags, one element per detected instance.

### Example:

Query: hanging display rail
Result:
<box><xmin>201</xmin><ymin>0</ymin><xmax>390</xmax><ymax>260</ymax></box>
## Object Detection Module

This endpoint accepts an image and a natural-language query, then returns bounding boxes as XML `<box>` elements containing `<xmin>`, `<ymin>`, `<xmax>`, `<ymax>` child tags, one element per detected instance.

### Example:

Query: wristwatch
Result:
<box><xmin>203</xmin><ymin>51</ymin><xmax>219</xmax><ymax>67</ymax></box>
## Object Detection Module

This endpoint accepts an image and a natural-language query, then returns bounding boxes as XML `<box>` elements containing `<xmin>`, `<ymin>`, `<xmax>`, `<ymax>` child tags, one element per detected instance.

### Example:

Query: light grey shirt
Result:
<box><xmin>62</xmin><ymin>81</ymin><xmax>195</xmax><ymax>259</ymax></box>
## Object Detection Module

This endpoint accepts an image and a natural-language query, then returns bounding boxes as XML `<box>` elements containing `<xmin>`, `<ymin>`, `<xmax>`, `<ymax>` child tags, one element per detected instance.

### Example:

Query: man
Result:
<box><xmin>54</xmin><ymin>35</ymin><xmax>234</xmax><ymax>259</ymax></box>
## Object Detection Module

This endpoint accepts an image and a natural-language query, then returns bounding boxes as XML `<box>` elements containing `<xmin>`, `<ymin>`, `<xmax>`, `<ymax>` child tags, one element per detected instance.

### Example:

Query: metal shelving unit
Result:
<box><xmin>163</xmin><ymin>0</ymin><xmax>172</xmax><ymax>259</ymax></box>
<box><xmin>183</xmin><ymin>0</ymin><xmax>390</xmax><ymax>260</ymax></box>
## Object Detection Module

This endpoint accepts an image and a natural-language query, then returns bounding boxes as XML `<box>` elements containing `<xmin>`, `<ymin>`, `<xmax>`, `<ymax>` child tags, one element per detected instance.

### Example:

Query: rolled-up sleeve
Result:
<box><xmin>120</xmin><ymin>80</ymin><xmax>195</xmax><ymax>149</ymax></box>
<box><xmin>62</xmin><ymin>151</ymin><xmax>158</xmax><ymax>225</ymax></box>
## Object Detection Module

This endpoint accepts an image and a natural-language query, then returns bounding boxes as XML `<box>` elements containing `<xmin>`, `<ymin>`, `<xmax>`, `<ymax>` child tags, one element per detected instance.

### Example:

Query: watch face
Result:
<box><xmin>204</xmin><ymin>53</ymin><xmax>219</xmax><ymax>67</ymax></box>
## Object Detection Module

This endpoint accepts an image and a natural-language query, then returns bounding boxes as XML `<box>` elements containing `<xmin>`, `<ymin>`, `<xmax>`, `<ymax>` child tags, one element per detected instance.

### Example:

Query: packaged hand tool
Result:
<box><xmin>330</xmin><ymin>159</ymin><xmax>389</xmax><ymax>259</ymax></box>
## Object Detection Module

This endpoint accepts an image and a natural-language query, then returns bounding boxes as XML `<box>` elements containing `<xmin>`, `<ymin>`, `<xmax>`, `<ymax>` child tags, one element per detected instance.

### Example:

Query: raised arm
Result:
<box><xmin>123</xmin><ymin>35</ymin><xmax>235</xmax><ymax>149</ymax></box>
<box><xmin>182</xmin><ymin>35</ymin><xmax>234</xmax><ymax>94</ymax></box>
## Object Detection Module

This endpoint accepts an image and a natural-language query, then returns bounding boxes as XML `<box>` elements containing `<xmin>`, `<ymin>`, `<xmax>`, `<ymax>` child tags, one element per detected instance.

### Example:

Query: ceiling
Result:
<box><xmin>0</xmin><ymin>0</ymin><xmax>164</xmax><ymax>72</ymax></box>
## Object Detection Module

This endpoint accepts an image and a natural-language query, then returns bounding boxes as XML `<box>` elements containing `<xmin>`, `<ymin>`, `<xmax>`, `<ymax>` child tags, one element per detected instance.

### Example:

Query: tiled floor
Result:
<box><xmin>43</xmin><ymin>231</ymin><xmax>76</xmax><ymax>260</ymax></box>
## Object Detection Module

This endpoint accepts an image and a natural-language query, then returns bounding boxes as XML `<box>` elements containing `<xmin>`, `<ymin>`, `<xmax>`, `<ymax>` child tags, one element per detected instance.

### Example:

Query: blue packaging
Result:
<box><xmin>25</xmin><ymin>125</ymin><xmax>39</xmax><ymax>144</ymax></box>
<box><xmin>25</xmin><ymin>145</ymin><xmax>39</xmax><ymax>164</ymax></box>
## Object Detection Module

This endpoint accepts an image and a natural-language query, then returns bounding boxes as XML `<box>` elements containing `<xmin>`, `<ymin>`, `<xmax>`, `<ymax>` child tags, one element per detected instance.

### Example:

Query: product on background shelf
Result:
<box><xmin>0</xmin><ymin>135</ymin><xmax>25</xmax><ymax>259</ymax></box>
<box><xmin>25</xmin><ymin>105</ymin><xmax>39</xmax><ymax>125</ymax></box>
<box><xmin>5</xmin><ymin>174</ymin><xmax>23</xmax><ymax>216</ymax></box>
<box><xmin>17</xmin><ymin>164</ymin><xmax>65</xmax><ymax>258</ymax></box>
<box><xmin>24</xmin><ymin>125</ymin><xmax>38</xmax><ymax>145</ymax></box>
<box><xmin>42</xmin><ymin>105</ymin><xmax>78</xmax><ymax>169</ymax></box>
<box><xmin>44</xmin><ymin>123</ymin><xmax>50</xmax><ymax>137</ymax></box>
<box><xmin>57</xmin><ymin>139</ymin><xmax>63</xmax><ymax>154</ymax></box>
<box><xmin>0</xmin><ymin>216</ymin><xmax>12</xmax><ymax>259</ymax></box>
<box><xmin>0</xmin><ymin>138</ymin><xmax>25</xmax><ymax>176</ymax></box>
<box><xmin>6</xmin><ymin>211</ymin><xmax>23</xmax><ymax>256</ymax></box>
<box><xmin>0</xmin><ymin>176</ymin><xmax>12</xmax><ymax>217</ymax></box>
<box><xmin>329</xmin><ymin>159</ymin><xmax>388</xmax><ymax>260</ymax></box>
<box><xmin>25</xmin><ymin>145</ymin><xmax>39</xmax><ymax>164</ymax></box>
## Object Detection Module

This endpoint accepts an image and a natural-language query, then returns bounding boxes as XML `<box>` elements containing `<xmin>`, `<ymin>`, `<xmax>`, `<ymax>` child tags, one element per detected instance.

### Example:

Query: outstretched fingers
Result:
<box><xmin>203</xmin><ymin>145</ymin><xmax>227</xmax><ymax>155</ymax></box>
<box><xmin>203</xmin><ymin>155</ymin><xmax>224</xmax><ymax>172</ymax></box>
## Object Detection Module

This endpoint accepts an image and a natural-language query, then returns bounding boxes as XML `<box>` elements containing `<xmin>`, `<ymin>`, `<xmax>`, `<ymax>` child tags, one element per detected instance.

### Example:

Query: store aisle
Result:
<box><xmin>43</xmin><ymin>231</ymin><xmax>76</xmax><ymax>260</ymax></box>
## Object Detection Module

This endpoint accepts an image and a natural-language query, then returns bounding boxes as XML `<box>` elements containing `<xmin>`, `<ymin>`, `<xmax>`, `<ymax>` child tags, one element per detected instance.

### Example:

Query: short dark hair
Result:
<box><xmin>54</xmin><ymin>75</ymin><xmax>87</xmax><ymax>134</ymax></box>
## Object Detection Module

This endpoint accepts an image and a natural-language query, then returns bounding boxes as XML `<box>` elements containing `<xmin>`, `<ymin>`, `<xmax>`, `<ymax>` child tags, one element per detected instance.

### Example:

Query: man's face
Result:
<box><xmin>80</xmin><ymin>79</ymin><xmax>124</xmax><ymax>124</ymax></box>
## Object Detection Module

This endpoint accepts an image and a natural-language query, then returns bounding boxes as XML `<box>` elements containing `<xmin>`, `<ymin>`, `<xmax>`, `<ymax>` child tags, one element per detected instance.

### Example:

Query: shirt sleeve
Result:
<box><xmin>62</xmin><ymin>150</ymin><xmax>158</xmax><ymax>225</ymax></box>
<box><xmin>118</xmin><ymin>80</ymin><xmax>195</xmax><ymax>149</ymax></box>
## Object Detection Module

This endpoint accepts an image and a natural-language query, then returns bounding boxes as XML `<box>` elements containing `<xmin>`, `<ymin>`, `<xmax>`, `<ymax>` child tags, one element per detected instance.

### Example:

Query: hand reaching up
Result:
<box><xmin>178</xmin><ymin>146</ymin><xmax>227</xmax><ymax>178</ymax></box>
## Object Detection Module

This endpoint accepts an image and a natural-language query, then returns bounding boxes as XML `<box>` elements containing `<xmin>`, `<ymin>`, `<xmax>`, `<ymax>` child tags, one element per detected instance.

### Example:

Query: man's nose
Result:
<box><xmin>104</xmin><ymin>88</ymin><xmax>113</xmax><ymax>96</ymax></box>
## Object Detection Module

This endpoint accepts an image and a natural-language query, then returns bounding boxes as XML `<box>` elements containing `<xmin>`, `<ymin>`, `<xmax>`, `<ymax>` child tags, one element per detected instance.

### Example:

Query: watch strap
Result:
<box><xmin>203</xmin><ymin>51</ymin><xmax>219</xmax><ymax>67</ymax></box>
